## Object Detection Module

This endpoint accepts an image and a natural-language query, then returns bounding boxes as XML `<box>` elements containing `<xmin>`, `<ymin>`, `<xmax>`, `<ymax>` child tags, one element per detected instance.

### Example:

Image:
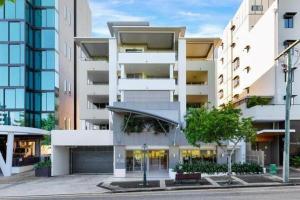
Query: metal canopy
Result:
<box><xmin>107</xmin><ymin>106</ymin><xmax>179</xmax><ymax>126</ymax></box>
<box><xmin>257</xmin><ymin>129</ymin><xmax>296</xmax><ymax>135</ymax></box>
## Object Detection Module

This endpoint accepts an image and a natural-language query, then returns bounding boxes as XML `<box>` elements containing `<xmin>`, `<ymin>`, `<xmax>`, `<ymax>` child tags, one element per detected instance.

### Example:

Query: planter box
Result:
<box><xmin>35</xmin><ymin>167</ymin><xmax>51</xmax><ymax>177</ymax></box>
<box><xmin>175</xmin><ymin>173</ymin><xmax>201</xmax><ymax>183</ymax></box>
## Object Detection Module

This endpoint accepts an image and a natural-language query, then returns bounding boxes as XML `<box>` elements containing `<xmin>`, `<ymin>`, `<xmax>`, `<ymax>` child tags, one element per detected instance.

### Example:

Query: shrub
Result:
<box><xmin>247</xmin><ymin>96</ymin><xmax>271</xmax><ymax>108</ymax></box>
<box><xmin>35</xmin><ymin>160</ymin><xmax>51</xmax><ymax>169</ymax></box>
<box><xmin>173</xmin><ymin>162</ymin><xmax>262</xmax><ymax>174</ymax></box>
<box><xmin>291</xmin><ymin>156</ymin><xmax>300</xmax><ymax>168</ymax></box>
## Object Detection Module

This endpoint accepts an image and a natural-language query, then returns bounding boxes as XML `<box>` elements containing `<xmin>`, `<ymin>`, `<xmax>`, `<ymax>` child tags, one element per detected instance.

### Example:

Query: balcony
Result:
<box><xmin>118</xmin><ymin>52</ymin><xmax>176</xmax><ymax>64</ymax></box>
<box><xmin>118</xmin><ymin>79</ymin><xmax>176</xmax><ymax>91</ymax></box>
<box><xmin>186</xmin><ymin>84</ymin><xmax>209</xmax><ymax>95</ymax></box>
<box><xmin>86</xmin><ymin>84</ymin><xmax>109</xmax><ymax>95</ymax></box>
<box><xmin>52</xmin><ymin>130</ymin><xmax>113</xmax><ymax>146</ymax></box>
<box><xmin>81</xmin><ymin>109</ymin><xmax>109</xmax><ymax>120</ymax></box>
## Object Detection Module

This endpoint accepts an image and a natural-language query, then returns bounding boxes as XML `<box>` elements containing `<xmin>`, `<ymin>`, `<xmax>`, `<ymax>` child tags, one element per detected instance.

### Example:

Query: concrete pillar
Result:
<box><xmin>178</xmin><ymin>38</ymin><xmax>186</xmax><ymax>126</ymax></box>
<box><xmin>169</xmin><ymin>64</ymin><xmax>174</xmax><ymax>79</ymax></box>
<box><xmin>1</xmin><ymin>133</ymin><xmax>14</xmax><ymax>177</ymax></box>
<box><xmin>35</xmin><ymin>139</ymin><xmax>41</xmax><ymax>157</ymax></box>
<box><xmin>114</xmin><ymin>145</ymin><xmax>126</xmax><ymax>177</ymax></box>
<box><xmin>169</xmin><ymin>146</ymin><xmax>179</xmax><ymax>179</ymax></box>
<box><xmin>120</xmin><ymin>64</ymin><xmax>125</xmax><ymax>79</ymax></box>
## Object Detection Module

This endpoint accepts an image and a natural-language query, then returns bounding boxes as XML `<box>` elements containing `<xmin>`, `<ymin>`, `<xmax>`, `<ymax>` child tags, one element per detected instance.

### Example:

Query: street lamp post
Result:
<box><xmin>143</xmin><ymin>143</ymin><xmax>147</xmax><ymax>187</ymax></box>
<box><xmin>275</xmin><ymin>40</ymin><xmax>300</xmax><ymax>183</ymax></box>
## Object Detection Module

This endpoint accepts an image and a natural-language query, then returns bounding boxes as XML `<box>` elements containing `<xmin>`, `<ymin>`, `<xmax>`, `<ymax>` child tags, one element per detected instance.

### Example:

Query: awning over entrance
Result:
<box><xmin>107</xmin><ymin>106</ymin><xmax>179</xmax><ymax>126</ymax></box>
<box><xmin>257</xmin><ymin>129</ymin><xmax>296</xmax><ymax>136</ymax></box>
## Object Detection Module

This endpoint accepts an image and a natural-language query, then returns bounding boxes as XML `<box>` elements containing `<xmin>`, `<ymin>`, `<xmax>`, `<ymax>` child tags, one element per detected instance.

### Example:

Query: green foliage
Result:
<box><xmin>184</xmin><ymin>103</ymin><xmax>256</xmax><ymax>147</ymax></box>
<box><xmin>41</xmin><ymin>135</ymin><xmax>51</xmax><ymax>145</ymax></box>
<box><xmin>246</xmin><ymin>96</ymin><xmax>271</xmax><ymax>108</ymax></box>
<box><xmin>123</xmin><ymin>115</ymin><xmax>169</xmax><ymax>134</ymax></box>
<box><xmin>173</xmin><ymin>162</ymin><xmax>263</xmax><ymax>174</ymax></box>
<box><xmin>41</xmin><ymin>114</ymin><xmax>56</xmax><ymax>131</ymax></box>
<box><xmin>291</xmin><ymin>156</ymin><xmax>300</xmax><ymax>168</ymax></box>
<box><xmin>0</xmin><ymin>0</ymin><xmax>15</xmax><ymax>7</ymax></box>
<box><xmin>35</xmin><ymin>160</ymin><xmax>51</xmax><ymax>169</ymax></box>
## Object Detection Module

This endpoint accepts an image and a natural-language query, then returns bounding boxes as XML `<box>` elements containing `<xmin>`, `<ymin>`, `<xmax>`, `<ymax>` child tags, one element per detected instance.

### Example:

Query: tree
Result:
<box><xmin>0</xmin><ymin>0</ymin><xmax>15</xmax><ymax>7</ymax></box>
<box><xmin>184</xmin><ymin>103</ymin><xmax>256</xmax><ymax>183</ymax></box>
<box><xmin>41</xmin><ymin>114</ymin><xmax>57</xmax><ymax>145</ymax></box>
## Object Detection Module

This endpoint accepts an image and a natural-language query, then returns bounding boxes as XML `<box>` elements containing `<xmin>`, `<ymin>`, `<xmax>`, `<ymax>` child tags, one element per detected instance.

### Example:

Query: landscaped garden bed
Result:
<box><xmin>34</xmin><ymin>160</ymin><xmax>51</xmax><ymax>177</ymax></box>
<box><xmin>110</xmin><ymin>180</ymin><xmax>160</xmax><ymax>188</ymax></box>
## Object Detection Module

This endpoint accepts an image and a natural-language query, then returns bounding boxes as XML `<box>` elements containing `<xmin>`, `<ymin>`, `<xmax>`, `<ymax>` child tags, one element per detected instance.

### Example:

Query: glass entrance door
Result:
<box><xmin>148</xmin><ymin>150</ymin><xmax>168</xmax><ymax>171</ymax></box>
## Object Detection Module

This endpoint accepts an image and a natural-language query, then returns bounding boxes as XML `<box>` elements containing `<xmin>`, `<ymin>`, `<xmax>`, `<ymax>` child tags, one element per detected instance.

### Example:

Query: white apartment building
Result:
<box><xmin>217</xmin><ymin>0</ymin><xmax>300</xmax><ymax>166</ymax></box>
<box><xmin>51</xmin><ymin>21</ymin><xmax>247</xmax><ymax>177</ymax></box>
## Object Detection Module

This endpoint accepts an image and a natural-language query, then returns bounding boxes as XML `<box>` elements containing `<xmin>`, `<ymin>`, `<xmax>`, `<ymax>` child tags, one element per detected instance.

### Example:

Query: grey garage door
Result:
<box><xmin>71</xmin><ymin>146</ymin><xmax>113</xmax><ymax>174</ymax></box>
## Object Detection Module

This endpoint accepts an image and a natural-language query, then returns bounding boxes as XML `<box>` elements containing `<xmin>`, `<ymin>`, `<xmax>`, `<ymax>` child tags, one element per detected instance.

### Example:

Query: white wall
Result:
<box><xmin>51</xmin><ymin>146</ymin><xmax>70</xmax><ymax>176</ymax></box>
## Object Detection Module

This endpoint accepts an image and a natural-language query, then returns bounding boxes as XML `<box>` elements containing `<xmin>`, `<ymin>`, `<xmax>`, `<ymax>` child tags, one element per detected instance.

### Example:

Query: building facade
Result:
<box><xmin>217</xmin><ymin>0</ymin><xmax>300</xmax><ymax>166</ymax></box>
<box><xmin>51</xmin><ymin>22</ymin><xmax>247</xmax><ymax>177</ymax></box>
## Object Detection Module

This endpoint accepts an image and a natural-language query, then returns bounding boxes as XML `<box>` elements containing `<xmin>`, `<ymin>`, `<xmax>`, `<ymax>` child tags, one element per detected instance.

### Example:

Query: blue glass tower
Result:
<box><xmin>0</xmin><ymin>0</ymin><xmax>59</xmax><ymax>128</ymax></box>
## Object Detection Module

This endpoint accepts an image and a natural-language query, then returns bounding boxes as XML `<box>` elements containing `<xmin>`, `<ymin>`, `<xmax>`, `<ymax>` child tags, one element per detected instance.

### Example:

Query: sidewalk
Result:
<box><xmin>0</xmin><ymin>171</ymin><xmax>110</xmax><ymax>198</ymax></box>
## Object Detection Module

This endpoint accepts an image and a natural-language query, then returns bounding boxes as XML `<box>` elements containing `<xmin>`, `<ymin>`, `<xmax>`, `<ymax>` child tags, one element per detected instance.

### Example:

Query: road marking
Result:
<box><xmin>231</xmin><ymin>176</ymin><xmax>249</xmax><ymax>185</ymax></box>
<box><xmin>205</xmin><ymin>177</ymin><xmax>220</xmax><ymax>187</ymax></box>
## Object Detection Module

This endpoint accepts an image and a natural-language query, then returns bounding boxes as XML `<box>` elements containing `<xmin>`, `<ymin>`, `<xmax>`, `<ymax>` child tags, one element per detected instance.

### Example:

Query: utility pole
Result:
<box><xmin>283</xmin><ymin>50</ymin><xmax>292</xmax><ymax>183</ymax></box>
<box><xmin>275</xmin><ymin>40</ymin><xmax>300</xmax><ymax>183</ymax></box>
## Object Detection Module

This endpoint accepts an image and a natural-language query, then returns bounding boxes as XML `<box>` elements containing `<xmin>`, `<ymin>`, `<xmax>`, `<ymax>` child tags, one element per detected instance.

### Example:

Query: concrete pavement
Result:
<box><xmin>2</xmin><ymin>185</ymin><xmax>300</xmax><ymax>200</ymax></box>
<box><xmin>0</xmin><ymin>171</ymin><xmax>110</xmax><ymax>198</ymax></box>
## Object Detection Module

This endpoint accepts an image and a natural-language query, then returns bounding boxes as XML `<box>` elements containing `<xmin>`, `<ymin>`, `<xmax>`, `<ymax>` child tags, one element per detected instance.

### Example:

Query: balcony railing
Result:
<box><xmin>118</xmin><ymin>52</ymin><xmax>176</xmax><ymax>64</ymax></box>
<box><xmin>118</xmin><ymin>78</ymin><xmax>176</xmax><ymax>91</ymax></box>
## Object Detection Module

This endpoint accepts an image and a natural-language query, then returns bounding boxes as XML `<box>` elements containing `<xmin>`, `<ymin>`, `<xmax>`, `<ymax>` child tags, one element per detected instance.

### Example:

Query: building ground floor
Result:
<box><xmin>0</xmin><ymin>126</ymin><xmax>48</xmax><ymax>176</ymax></box>
<box><xmin>51</xmin><ymin>130</ymin><xmax>246</xmax><ymax>177</ymax></box>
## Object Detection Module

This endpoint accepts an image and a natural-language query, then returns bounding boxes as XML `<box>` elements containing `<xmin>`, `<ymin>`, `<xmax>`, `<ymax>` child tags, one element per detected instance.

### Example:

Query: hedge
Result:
<box><xmin>173</xmin><ymin>161</ymin><xmax>263</xmax><ymax>174</ymax></box>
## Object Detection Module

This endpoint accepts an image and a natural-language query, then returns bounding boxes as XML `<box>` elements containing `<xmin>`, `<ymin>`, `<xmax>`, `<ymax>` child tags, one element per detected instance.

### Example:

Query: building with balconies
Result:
<box><xmin>51</xmin><ymin>21</ymin><xmax>248</xmax><ymax>178</ymax></box>
<box><xmin>217</xmin><ymin>0</ymin><xmax>300</xmax><ymax>166</ymax></box>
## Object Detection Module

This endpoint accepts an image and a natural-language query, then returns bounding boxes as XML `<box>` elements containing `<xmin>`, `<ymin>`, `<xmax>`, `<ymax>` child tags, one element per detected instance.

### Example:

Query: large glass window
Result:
<box><xmin>0</xmin><ymin>44</ymin><xmax>8</xmax><ymax>64</ymax></box>
<box><xmin>41</xmin><ymin>71</ymin><xmax>54</xmax><ymax>90</ymax></box>
<box><xmin>0</xmin><ymin>22</ymin><xmax>8</xmax><ymax>41</ymax></box>
<box><xmin>10</xmin><ymin>44</ymin><xmax>24</xmax><ymax>64</ymax></box>
<box><xmin>5</xmin><ymin>1</ymin><xmax>15</xmax><ymax>19</ymax></box>
<box><xmin>0</xmin><ymin>67</ymin><xmax>8</xmax><ymax>86</ymax></box>
<box><xmin>4</xmin><ymin>89</ymin><xmax>24</xmax><ymax>109</ymax></box>
<box><xmin>284</xmin><ymin>16</ymin><xmax>294</xmax><ymax>28</ymax></box>
<box><xmin>16</xmin><ymin>0</ymin><xmax>25</xmax><ymax>19</ymax></box>
<box><xmin>10</xmin><ymin>22</ymin><xmax>23</xmax><ymax>41</ymax></box>
<box><xmin>10</xmin><ymin>67</ymin><xmax>24</xmax><ymax>86</ymax></box>
<box><xmin>0</xmin><ymin>89</ymin><xmax>3</xmax><ymax>107</ymax></box>
<box><xmin>9</xmin><ymin>111</ymin><xmax>25</xmax><ymax>126</ymax></box>
<box><xmin>42</xmin><ymin>50</ymin><xmax>59</xmax><ymax>70</ymax></box>
<box><xmin>42</xmin><ymin>92</ymin><xmax>54</xmax><ymax>111</ymax></box>
<box><xmin>35</xmin><ymin>9</ymin><xmax>57</xmax><ymax>28</ymax></box>
<box><xmin>34</xmin><ymin>93</ymin><xmax>41</xmax><ymax>112</ymax></box>
<box><xmin>0</xmin><ymin>5</ymin><xmax>4</xmax><ymax>19</ymax></box>
<box><xmin>42</xmin><ymin>30</ymin><xmax>58</xmax><ymax>49</ymax></box>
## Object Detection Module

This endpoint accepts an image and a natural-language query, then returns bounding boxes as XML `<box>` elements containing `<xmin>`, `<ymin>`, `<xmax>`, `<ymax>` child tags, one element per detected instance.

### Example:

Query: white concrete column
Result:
<box><xmin>120</xmin><ymin>64</ymin><xmax>125</xmax><ymax>79</ymax></box>
<box><xmin>178</xmin><ymin>38</ymin><xmax>187</xmax><ymax>126</ymax></box>
<box><xmin>3</xmin><ymin>133</ymin><xmax>14</xmax><ymax>176</ymax></box>
<box><xmin>169</xmin><ymin>64</ymin><xmax>174</xmax><ymax>79</ymax></box>
<box><xmin>109</xmin><ymin>38</ymin><xmax>118</xmax><ymax>132</ymax></box>
<box><xmin>170</xmin><ymin>91</ymin><xmax>174</xmax><ymax>102</ymax></box>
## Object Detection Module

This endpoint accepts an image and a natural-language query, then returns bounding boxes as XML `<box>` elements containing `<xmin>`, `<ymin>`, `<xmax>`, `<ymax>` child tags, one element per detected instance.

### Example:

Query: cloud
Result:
<box><xmin>186</xmin><ymin>24</ymin><xmax>224</xmax><ymax>38</ymax></box>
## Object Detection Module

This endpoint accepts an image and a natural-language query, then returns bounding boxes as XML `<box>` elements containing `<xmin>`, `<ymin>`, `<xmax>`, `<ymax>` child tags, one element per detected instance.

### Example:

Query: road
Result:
<box><xmin>3</xmin><ymin>185</ymin><xmax>300</xmax><ymax>200</ymax></box>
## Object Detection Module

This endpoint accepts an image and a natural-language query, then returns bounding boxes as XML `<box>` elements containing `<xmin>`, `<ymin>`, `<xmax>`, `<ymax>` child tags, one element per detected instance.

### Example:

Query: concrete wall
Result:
<box><xmin>52</xmin><ymin>146</ymin><xmax>70</xmax><ymax>176</ymax></box>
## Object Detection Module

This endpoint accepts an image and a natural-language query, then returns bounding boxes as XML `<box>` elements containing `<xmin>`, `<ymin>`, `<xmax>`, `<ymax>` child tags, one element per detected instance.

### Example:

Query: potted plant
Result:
<box><xmin>35</xmin><ymin>160</ymin><xmax>51</xmax><ymax>177</ymax></box>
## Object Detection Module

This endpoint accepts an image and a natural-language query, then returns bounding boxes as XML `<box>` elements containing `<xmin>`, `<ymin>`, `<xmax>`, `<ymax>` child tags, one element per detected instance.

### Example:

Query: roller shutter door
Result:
<box><xmin>71</xmin><ymin>146</ymin><xmax>113</xmax><ymax>174</ymax></box>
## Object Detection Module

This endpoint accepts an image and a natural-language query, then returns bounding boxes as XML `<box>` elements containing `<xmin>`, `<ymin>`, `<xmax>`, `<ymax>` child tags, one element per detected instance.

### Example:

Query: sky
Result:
<box><xmin>88</xmin><ymin>0</ymin><xmax>243</xmax><ymax>38</ymax></box>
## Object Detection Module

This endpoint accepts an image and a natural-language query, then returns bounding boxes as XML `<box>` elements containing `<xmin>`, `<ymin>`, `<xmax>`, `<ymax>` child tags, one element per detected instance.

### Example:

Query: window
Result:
<box><xmin>245</xmin><ymin>45</ymin><xmax>250</xmax><ymax>53</ymax></box>
<box><xmin>68</xmin><ymin>82</ymin><xmax>71</xmax><ymax>95</ymax></box>
<box><xmin>10</xmin><ymin>22</ymin><xmax>22</xmax><ymax>41</ymax></box>
<box><xmin>245</xmin><ymin>87</ymin><xmax>250</xmax><ymax>94</ymax></box>
<box><xmin>41</xmin><ymin>71</ymin><xmax>55</xmax><ymax>90</ymax></box>
<box><xmin>4</xmin><ymin>0</ymin><xmax>25</xmax><ymax>19</ymax></box>
<box><xmin>218</xmin><ymin>75</ymin><xmax>224</xmax><ymax>84</ymax></box>
<box><xmin>68</xmin><ymin>47</ymin><xmax>71</xmax><ymax>60</ymax></box>
<box><xmin>42</xmin><ymin>92</ymin><xmax>55</xmax><ymax>111</ymax></box>
<box><xmin>42</xmin><ymin>50</ymin><xmax>59</xmax><ymax>70</ymax></box>
<box><xmin>0</xmin><ymin>22</ymin><xmax>8</xmax><ymax>41</ymax></box>
<box><xmin>220</xmin><ymin>57</ymin><xmax>224</xmax><ymax>65</ymax></box>
<box><xmin>10</xmin><ymin>67</ymin><xmax>24</xmax><ymax>86</ymax></box>
<box><xmin>245</xmin><ymin>66</ymin><xmax>251</xmax><ymax>73</ymax></box>
<box><xmin>68</xmin><ymin>9</ymin><xmax>72</xmax><ymax>25</ymax></box>
<box><xmin>284</xmin><ymin>13</ymin><xmax>296</xmax><ymax>28</ymax></box>
<box><xmin>0</xmin><ymin>67</ymin><xmax>8</xmax><ymax>86</ymax></box>
<box><xmin>283</xmin><ymin>40</ymin><xmax>296</xmax><ymax>49</ymax></box>
<box><xmin>251</xmin><ymin>5</ymin><xmax>263</xmax><ymax>11</ymax></box>
<box><xmin>284</xmin><ymin>95</ymin><xmax>297</xmax><ymax>105</ymax></box>
<box><xmin>233</xmin><ymin>76</ymin><xmax>240</xmax><ymax>88</ymax></box>
<box><xmin>10</xmin><ymin>44</ymin><xmax>24</xmax><ymax>64</ymax></box>
<box><xmin>233</xmin><ymin>57</ymin><xmax>240</xmax><ymax>70</ymax></box>
<box><xmin>64</xmin><ymin>42</ymin><xmax>67</xmax><ymax>57</ymax></box>
<box><xmin>4</xmin><ymin>89</ymin><xmax>24</xmax><ymax>109</ymax></box>
<box><xmin>64</xmin><ymin>6</ymin><xmax>67</xmax><ymax>20</ymax></box>
<box><xmin>0</xmin><ymin>44</ymin><xmax>8</xmax><ymax>64</ymax></box>
<box><xmin>0</xmin><ymin>89</ymin><xmax>3</xmax><ymax>107</ymax></box>
<box><xmin>218</xmin><ymin>90</ymin><xmax>224</xmax><ymax>99</ymax></box>
<box><xmin>64</xmin><ymin>80</ymin><xmax>67</xmax><ymax>93</ymax></box>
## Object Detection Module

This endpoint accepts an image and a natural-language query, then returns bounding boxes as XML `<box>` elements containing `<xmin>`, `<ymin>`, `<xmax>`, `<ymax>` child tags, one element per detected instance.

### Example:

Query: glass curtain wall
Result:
<box><xmin>0</xmin><ymin>0</ymin><xmax>59</xmax><ymax>127</ymax></box>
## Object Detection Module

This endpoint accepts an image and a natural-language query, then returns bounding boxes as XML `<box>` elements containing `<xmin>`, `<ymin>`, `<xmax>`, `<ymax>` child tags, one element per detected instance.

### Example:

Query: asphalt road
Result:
<box><xmin>3</xmin><ymin>185</ymin><xmax>300</xmax><ymax>200</ymax></box>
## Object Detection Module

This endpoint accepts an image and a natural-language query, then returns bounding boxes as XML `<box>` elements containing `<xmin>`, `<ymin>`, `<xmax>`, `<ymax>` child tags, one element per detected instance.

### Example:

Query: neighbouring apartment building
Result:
<box><xmin>51</xmin><ymin>21</ymin><xmax>247</xmax><ymax>177</ymax></box>
<box><xmin>217</xmin><ymin>0</ymin><xmax>300</xmax><ymax>166</ymax></box>
<box><xmin>0</xmin><ymin>0</ymin><xmax>91</xmax><ymax>176</ymax></box>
